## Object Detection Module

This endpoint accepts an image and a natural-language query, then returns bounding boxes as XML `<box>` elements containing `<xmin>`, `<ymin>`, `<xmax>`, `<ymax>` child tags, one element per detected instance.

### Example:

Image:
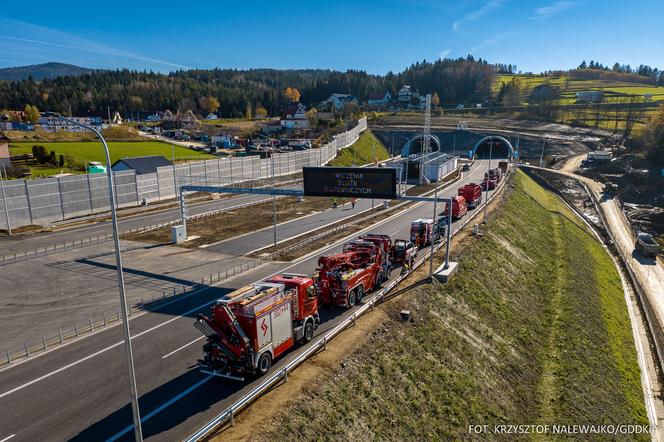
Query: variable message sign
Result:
<box><xmin>303</xmin><ymin>167</ymin><xmax>397</xmax><ymax>199</ymax></box>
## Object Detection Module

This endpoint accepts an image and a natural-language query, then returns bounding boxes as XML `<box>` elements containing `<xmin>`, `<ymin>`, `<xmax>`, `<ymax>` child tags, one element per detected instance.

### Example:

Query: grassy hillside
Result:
<box><xmin>328</xmin><ymin>130</ymin><xmax>391</xmax><ymax>167</ymax></box>
<box><xmin>259</xmin><ymin>170</ymin><xmax>647</xmax><ymax>440</ymax></box>
<box><xmin>8</xmin><ymin>140</ymin><xmax>214</xmax><ymax>177</ymax></box>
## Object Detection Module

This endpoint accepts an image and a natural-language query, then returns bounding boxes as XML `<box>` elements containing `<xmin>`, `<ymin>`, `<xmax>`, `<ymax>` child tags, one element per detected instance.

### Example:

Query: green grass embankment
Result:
<box><xmin>261</xmin><ymin>170</ymin><xmax>647</xmax><ymax>441</ymax></box>
<box><xmin>328</xmin><ymin>130</ymin><xmax>390</xmax><ymax>167</ymax></box>
<box><xmin>8</xmin><ymin>140</ymin><xmax>215</xmax><ymax>177</ymax></box>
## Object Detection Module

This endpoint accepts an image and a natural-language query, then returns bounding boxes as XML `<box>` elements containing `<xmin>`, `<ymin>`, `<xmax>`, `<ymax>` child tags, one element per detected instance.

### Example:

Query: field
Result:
<box><xmin>328</xmin><ymin>130</ymin><xmax>390</xmax><ymax>167</ymax></box>
<box><xmin>8</xmin><ymin>140</ymin><xmax>215</xmax><ymax>177</ymax></box>
<box><xmin>256</xmin><ymin>171</ymin><xmax>648</xmax><ymax>441</ymax></box>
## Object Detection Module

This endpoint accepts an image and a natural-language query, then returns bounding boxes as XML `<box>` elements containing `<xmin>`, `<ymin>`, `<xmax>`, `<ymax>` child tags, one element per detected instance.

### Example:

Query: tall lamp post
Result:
<box><xmin>43</xmin><ymin>112</ymin><xmax>143</xmax><ymax>441</ymax></box>
<box><xmin>482</xmin><ymin>137</ymin><xmax>493</xmax><ymax>224</ymax></box>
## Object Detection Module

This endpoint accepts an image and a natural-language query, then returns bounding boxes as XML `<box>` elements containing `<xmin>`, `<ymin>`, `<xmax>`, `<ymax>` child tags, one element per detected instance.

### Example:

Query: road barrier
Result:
<box><xmin>184</xmin><ymin>166</ymin><xmax>511</xmax><ymax>441</ymax></box>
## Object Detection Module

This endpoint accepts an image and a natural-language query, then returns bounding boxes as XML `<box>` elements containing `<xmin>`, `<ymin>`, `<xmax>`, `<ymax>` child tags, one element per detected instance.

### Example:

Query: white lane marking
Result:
<box><xmin>390</xmin><ymin>231</ymin><xmax>400</xmax><ymax>237</ymax></box>
<box><xmin>106</xmin><ymin>374</ymin><xmax>214</xmax><ymax>442</ymax></box>
<box><xmin>0</xmin><ymin>299</ymin><xmax>218</xmax><ymax>399</ymax></box>
<box><xmin>0</xmin><ymin>435</ymin><xmax>16</xmax><ymax>442</ymax></box>
<box><xmin>162</xmin><ymin>336</ymin><xmax>205</xmax><ymax>359</ymax></box>
<box><xmin>1</xmin><ymin>168</ymin><xmax>476</xmax><ymax>398</ymax></box>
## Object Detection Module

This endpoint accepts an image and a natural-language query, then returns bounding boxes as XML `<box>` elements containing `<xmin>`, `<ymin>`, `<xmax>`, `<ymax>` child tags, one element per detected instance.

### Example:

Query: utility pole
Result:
<box><xmin>483</xmin><ymin>138</ymin><xmax>493</xmax><ymax>224</ymax></box>
<box><xmin>271</xmin><ymin>152</ymin><xmax>277</xmax><ymax>248</ymax></box>
<box><xmin>428</xmin><ymin>151</ymin><xmax>441</xmax><ymax>279</ymax></box>
<box><xmin>1</xmin><ymin>164</ymin><xmax>11</xmax><ymax>235</ymax></box>
<box><xmin>419</xmin><ymin>94</ymin><xmax>432</xmax><ymax>185</ymax></box>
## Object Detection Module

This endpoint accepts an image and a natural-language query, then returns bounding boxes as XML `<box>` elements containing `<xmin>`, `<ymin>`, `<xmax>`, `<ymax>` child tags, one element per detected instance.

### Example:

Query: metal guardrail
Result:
<box><xmin>0</xmin><ymin>255</ymin><xmax>273</xmax><ymax>367</ymax></box>
<box><xmin>184</xmin><ymin>167</ymin><xmax>511</xmax><ymax>441</ymax></box>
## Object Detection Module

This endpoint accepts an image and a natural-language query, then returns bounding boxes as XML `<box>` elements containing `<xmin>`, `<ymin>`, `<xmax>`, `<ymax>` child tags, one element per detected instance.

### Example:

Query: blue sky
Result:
<box><xmin>0</xmin><ymin>0</ymin><xmax>662</xmax><ymax>74</ymax></box>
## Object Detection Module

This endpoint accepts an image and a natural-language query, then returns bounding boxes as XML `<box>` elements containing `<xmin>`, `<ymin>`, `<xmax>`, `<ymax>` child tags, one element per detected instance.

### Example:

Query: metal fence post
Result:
<box><xmin>24</xmin><ymin>342</ymin><xmax>29</xmax><ymax>357</ymax></box>
<box><xmin>103</xmin><ymin>313</ymin><xmax>108</xmax><ymax>327</ymax></box>
<box><xmin>5</xmin><ymin>346</ymin><xmax>9</xmax><ymax>364</ymax></box>
<box><xmin>42</xmin><ymin>335</ymin><xmax>47</xmax><ymax>350</ymax></box>
<box><xmin>89</xmin><ymin>316</ymin><xmax>94</xmax><ymax>332</ymax></box>
<box><xmin>75</xmin><ymin>322</ymin><xmax>79</xmax><ymax>337</ymax></box>
<box><xmin>59</xmin><ymin>328</ymin><xmax>63</xmax><ymax>343</ymax></box>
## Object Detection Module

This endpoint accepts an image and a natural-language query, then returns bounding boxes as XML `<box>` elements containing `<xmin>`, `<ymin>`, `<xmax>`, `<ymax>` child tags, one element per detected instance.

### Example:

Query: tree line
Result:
<box><xmin>0</xmin><ymin>57</ymin><xmax>496</xmax><ymax>118</ymax></box>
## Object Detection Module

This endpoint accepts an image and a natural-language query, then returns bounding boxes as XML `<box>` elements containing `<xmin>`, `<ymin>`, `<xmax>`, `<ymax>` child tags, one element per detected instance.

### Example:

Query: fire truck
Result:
<box><xmin>410</xmin><ymin>218</ymin><xmax>436</xmax><ymax>248</ymax></box>
<box><xmin>194</xmin><ymin>274</ymin><xmax>319</xmax><ymax>379</ymax></box>
<box><xmin>315</xmin><ymin>234</ymin><xmax>392</xmax><ymax>308</ymax></box>
<box><xmin>458</xmin><ymin>183</ymin><xmax>482</xmax><ymax>209</ymax></box>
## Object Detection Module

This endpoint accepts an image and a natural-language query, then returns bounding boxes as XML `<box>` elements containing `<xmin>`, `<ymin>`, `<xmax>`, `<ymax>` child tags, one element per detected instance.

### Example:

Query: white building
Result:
<box><xmin>398</xmin><ymin>85</ymin><xmax>414</xmax><ymax>102</ymax></box>
<box><xmin>281</xmin><ymin>103</ymin><xmax>309</xmax><ymax>129</ymax></box>
<box><xmin>38</xmin><ymin>116</ymin><xmax>103</xmax><ymax>133</ymax></box>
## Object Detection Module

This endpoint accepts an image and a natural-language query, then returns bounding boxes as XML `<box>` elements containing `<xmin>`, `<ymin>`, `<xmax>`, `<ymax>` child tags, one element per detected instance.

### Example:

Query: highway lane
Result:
<box><xmin>0</xmin><ymin>161</ymin><xmax>494</xmax><ymax>441</ymax></box>
<box><xmin>0</xmin><ymin>184</ymin><xmax>301</xmax><ymax>256</ymax></box>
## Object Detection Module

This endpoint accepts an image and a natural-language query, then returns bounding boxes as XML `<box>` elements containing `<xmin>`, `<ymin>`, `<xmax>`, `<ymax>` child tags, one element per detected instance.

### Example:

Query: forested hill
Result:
<box><xmin>0</xmin><ymin>62</ymin><xmax>93</xmax><ymax>81</ymax></box>
<box><xmin>0</xmin><ymin>58</ymin><xmax>495</xmax><ymax>118</ymax></box>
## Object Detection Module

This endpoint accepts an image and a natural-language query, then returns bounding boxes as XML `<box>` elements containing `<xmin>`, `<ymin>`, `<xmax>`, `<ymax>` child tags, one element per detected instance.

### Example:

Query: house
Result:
<box><xmin>368</xmin><ymin>91</ymin><xmax>392</xmax><ymax>107</ymax></box>
<box><xmin>0</xmin><ymin>134</ymin><xmax>10</xmax><ymax>168</ymax></box>
<box><xmin>398</xmin><ymin>85</ymin><xmax>414</xmax><ymax>102</ymax></box>
<box><xmin>281</xmin><ymin>103</ymin><xmax>309</xmax><ymax>129</ymax></box>
<box><xmin>322</xmin><ymin>93</ymin><xmax>356</xmax><ymax>111</ymax></box>
<box><xmin>38</xmin><ymin>116</ymin><xmax>103</xmax><ymax>133</ymax></box>
<box><xmin>206</xmin><ymin>113</ymin><xmax>218</xmax><ymax>120</ymax></box>
<box><xmin>111</xmin><ymin>156</ymin><xmax>173</xmax><ymax>175</ymax></box>
<box><xmin>211</xmin><ymin>134</ymin><xmax>234</xmax><ymax>148</ymax></box>
<box><xmin>576</xmin><ymin>91</ymin><xmax>604</xmax><ymax>103</ymax></box>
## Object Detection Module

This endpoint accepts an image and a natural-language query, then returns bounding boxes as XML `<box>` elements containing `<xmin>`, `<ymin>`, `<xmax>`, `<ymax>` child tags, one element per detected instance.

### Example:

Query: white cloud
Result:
<box><xmin>469</xmin><ymin>32</ymin><xmax>515</xmax><ymax>54</ymax></box>
<box><xmin>531</xmin><ymin>1</ymin><xmax>577</xmax><ymax>21</ymax></box>
<box><xmin>0</xmin><ymin>19</ymin><xmax>190</xmax><ymax>70</ymax></box>
<box><xmin>439</xmin><ymin>49</ymin><xmax>451</xmax><ymax>59</ymax></box>
<box><xmin>452</xmin><ymin>0</ymin><xmax>507</xmax><ymax>31</ymax></box>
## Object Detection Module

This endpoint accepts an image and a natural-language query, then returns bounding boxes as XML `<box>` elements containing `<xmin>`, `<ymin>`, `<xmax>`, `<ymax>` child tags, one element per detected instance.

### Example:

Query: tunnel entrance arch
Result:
<box><xmin>401</xmin><ymin>134</ymin><xmax>441</xmax><ymax>156</ymax></box>
<box><xmin>471</xmin><ymin>135</ymin><xmax>515</xmax><ymax>159</ymax></box>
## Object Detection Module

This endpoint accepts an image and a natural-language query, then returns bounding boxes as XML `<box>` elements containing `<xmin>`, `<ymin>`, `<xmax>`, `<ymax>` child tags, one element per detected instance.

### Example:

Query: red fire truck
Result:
<box><xmin>458</xmin><ymin>183</ymin><xmax>482</xmax><ymax>209</ymax></box>
<box><xmin>315</xmin><ymin>234</ymin><xmax>392</xmax><ymax>308</ymax></box>
<box><xmin>410</xmin><ymin>218</ymin><xmax>436</xmax><ymax>248</ymax></box>
<box><xmin>194</xmin><ymin>274</ymin><xmax>319</xmax><ymax>379</ymax></box>
<box><xmin>444</xmin><ymin>195</ymin><xmax>468</xmax><ymax>220</ymax></box>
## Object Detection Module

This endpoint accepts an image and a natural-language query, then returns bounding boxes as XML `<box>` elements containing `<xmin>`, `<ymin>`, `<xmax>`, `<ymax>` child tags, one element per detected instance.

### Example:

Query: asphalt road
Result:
<box><xmin>0</xmin><ymin>161</ymin><xmax>494</xmax><ymax>442</ymax></box>
<box><xmin>0</xmin><ymin>185</ymin><xmax>299</xmax><ymax>256</ymax></box>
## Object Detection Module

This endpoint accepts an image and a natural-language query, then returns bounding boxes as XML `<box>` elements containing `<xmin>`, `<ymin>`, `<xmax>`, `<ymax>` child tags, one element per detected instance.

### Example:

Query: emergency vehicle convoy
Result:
<box><xmin>195</xmin><ymin>161</ymin><xmax>509</xmax><ymax>379</ymax></box>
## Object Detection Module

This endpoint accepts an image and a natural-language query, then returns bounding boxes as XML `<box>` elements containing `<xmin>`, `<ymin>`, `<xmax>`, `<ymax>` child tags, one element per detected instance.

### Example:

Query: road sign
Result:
<box><xmin>303</xmin><ymin>167</ymin><xmax>397</xmax><ymax>199</ymax></box>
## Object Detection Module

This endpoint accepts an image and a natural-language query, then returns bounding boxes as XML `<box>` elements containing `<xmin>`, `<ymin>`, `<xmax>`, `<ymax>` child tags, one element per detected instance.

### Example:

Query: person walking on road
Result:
<box><xmin>351</xmin><ymin>198</ymin><xmax>356</xmax><ymax>209</ymax></box>
<box><xmin>332</xmin><ymin>197</ymin><xmax>337</xmax><ymax>209</ymax></box>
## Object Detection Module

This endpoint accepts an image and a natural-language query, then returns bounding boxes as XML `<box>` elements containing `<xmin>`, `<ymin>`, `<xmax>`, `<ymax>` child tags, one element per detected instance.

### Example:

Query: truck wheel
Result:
<box><xmin>257</xmin><ymin>352</ymin><xmax>272</xmax><ymax>376</ymax></box>
<box><xmin>375</xmin><ymin>272</ymin><xmax>384</xmax><ymax>288</ymax></box>
<box><xmin>348</xmin><ymin>290</ymin><xmax>357</xmax><ymax>307</ymax></box>
<box><xmin>356</xmin><ymin>285</ymin><xmax>365</xmax><ymax>301</ymax></box>
<box><xmin>303</xmin><ymin>321</ymin><xmax>314</xmax><ymax>343</ymax></box>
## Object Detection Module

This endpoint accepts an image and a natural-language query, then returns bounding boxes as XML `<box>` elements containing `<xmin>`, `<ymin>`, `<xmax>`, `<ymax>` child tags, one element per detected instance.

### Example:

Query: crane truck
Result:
<box><xmin>194</xmin><ymin>274</ymin><xmax>319</xmax><ymax>379</ymax></box>
<box><xmin>315</xmin><ymin>234</ymin><xmax>392</xmax><ymax>308</ymax></box>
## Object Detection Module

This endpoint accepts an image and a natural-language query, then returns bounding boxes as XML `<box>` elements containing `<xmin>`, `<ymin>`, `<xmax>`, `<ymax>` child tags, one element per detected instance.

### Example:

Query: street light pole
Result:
<box><xmin>44</xmin><ymin>112</ymin><xmax>143</xmax><ymax>441</ymax></box>
<box><xmin>271</xmin><ymin>151</ymin><xmax>277</xmax><ymax>248</ymax></box>
<box><xmin>483</xmin><ymin>138</ymin><xmax>493</xmax><ymax>224</ymax></box>
<box><xmin>1</xmin><ymin>164</ymin><xmax>11</xmax><ymax>235</ymax></box>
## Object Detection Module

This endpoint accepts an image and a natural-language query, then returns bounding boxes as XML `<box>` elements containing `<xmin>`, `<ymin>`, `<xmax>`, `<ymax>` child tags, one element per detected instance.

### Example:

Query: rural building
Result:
<box><xmin>368</xmin><ymin>91</ymin><xmax>392</xmax><ymax>107</ymax></box>
<box><xmin>575</xmin><ymin>90</ymin><xmax>604</xmax><ymax>103</ymax></box>
<box><xmin>38</xmin><ymin>115</ymin><xmax>102</xmax><ymax>133</ymax></box>
<box><xmin>111</xmin><ymin>156</ymin><xmax>173</xmax><ymax>175</ymax></box>
<box><xmin>281</xmin><ymin>103</ymin><xmax>309</xmax><ymax>129</ymax></box>
<box><xmin>322</xmin><ymin>93</ymin><xmax>356</xmax><ymax>111</ymax></box>
<box><xmin>0</xmin><ymin>134</ymin><xmax>10</xmax><ymax>168</ymax></box>
<box><xmin>398</xmin><ymin>85</ymin><xmax>415</xmax><ymax>102</ymax></box>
